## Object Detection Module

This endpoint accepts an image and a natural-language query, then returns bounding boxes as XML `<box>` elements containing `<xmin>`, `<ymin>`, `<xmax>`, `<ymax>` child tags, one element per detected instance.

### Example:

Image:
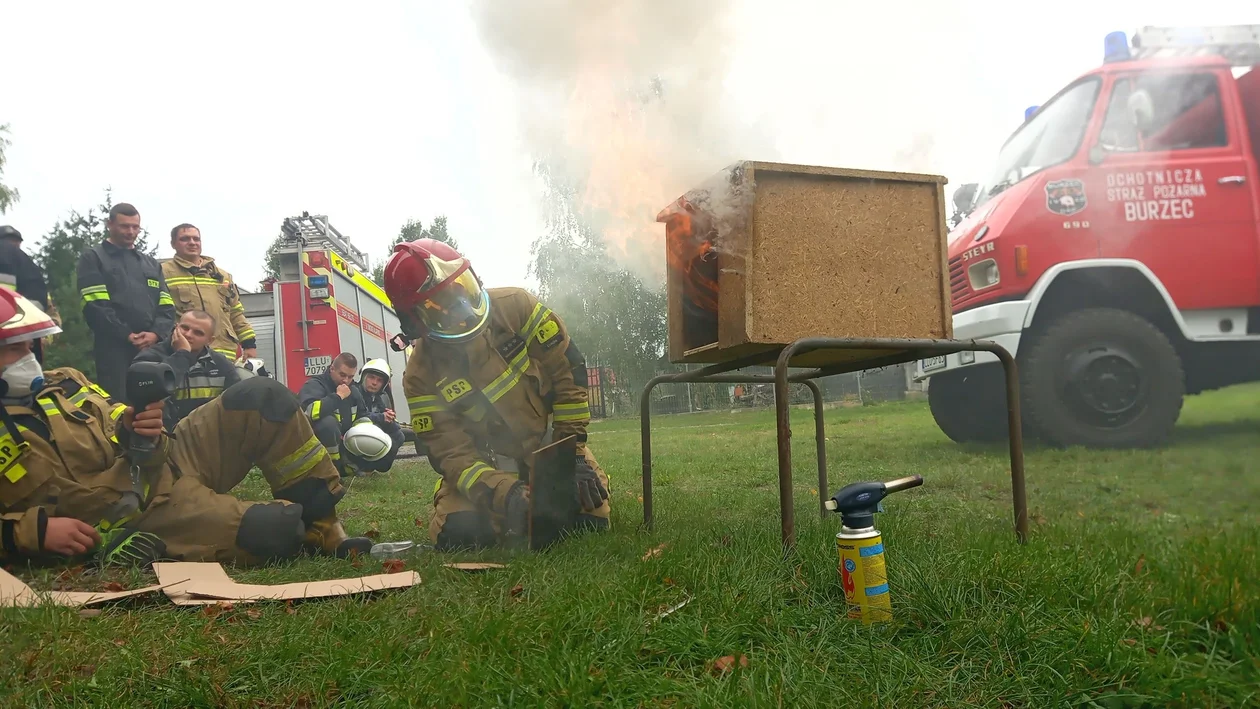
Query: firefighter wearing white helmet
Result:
<box><xmin>351</xmin><ymin>357</ymin><xmax>405</xmax><ymax>472</ymax></box>
<box><xmin>0</xmin><ymin>287</ymin><xmax>373</xmax><ymax>566</ymax></box>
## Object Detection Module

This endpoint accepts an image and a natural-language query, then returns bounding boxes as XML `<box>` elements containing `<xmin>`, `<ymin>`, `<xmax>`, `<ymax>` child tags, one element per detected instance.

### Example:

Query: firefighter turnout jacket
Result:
<box><xmin>161</xmin><ymin>256</ymin><xmax>257</xmax><ymax>358</ymax></box>
<box><xmin>0</xmin><ymin>240</ymin><xmax>48</xmax><ymax>311</ymax></box>
<box><xmin>1</xmin><ymin>369</ymin><xmax>354</xmax><ymax>564</ymax></box>
<box><xmin>403</xmin><ymin>287</ymin><xmax>593</xmax><ymax>515</ymax></box>
<box><xmin>75</xmin><ymin>240</ymin><xmax>176</xmax><ymax>397</ymax></box>
<box><xmin>133</xmin><ymin>340</ymin><xmax>241</xmax><ymax>429</ymax></box>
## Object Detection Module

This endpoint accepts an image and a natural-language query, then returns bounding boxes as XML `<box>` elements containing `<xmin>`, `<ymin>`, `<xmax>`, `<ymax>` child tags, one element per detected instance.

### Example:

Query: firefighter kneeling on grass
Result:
<box><xmin>0</xmin><ymin>288</ymin><xmax>373</xmax><ymax>565</ymax></box>
<box><xmin>383</xmin><ymin>239</ymin><xmax>609</xmax><ymax>550</ymax></box>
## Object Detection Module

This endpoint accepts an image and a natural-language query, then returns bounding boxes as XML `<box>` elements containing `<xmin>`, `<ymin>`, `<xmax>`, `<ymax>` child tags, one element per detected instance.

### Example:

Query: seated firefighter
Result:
<box><xmin>132</xmin><ymin>310</ymin><xmax>240</xmax><ymax>430</ymax></box>
<box><xmin>351</xmin><ymin>358</ymin><xmax>406</xmax><ymax>472</ymax></box>
<box><xmin>299</xmin><ymin>352</ymin><xmax>369</xmax><ymax>478</ymax></box>
<box><xmin>0</xmin><ymin>289</ymin><xmax>372</xmax><ymax>566</ymax></box>
<box><xmin>382</xmin><ymin>238</ymin><xmax>609</xmax><ymax>551</ymax></box>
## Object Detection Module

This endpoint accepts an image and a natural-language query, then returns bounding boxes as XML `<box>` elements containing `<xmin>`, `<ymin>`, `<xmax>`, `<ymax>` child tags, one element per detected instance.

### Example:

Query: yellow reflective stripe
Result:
<box><xmin>81</xmin><ymin>289</ymin><xmax>110</xmax><ymax>303</ymax></box>
<box><xmin>518</xmin><ymin>303</ymin><xmax>552</xmax><ymax>341</ymax></box>
<box><xmin>37</xmin><ymin>397</ymin><xmax>61</xmax><ymax>418</ymax></box>
<box><xmin>310</xmin><ymin>401</ymin><xmax>321</xmax><ymax>418</ymax></box>
<box><xmin>237</xmin><ymin>328</ymin><xmax>255</xmax><ymax>340</ymax></box>
<box><xmin>164</xmin><ymin>277</ymin><xmax>221</xmax><ymax>286</ymax></box>
<box><xmin>214</xmin><ymin>348</ymin><xmax>238</xmax><ymax>356</ymax></box>
<box><xmin>272</xmin><ymin>435</ymin><xmax>324</xmax><ymax>484</ymax></box>
<box><xmin>92</xmin><ymin>384</ymin><xmax>112</xmax><ymax>399</ymax></box>
<box><xmin>433</xmin><ymin>477</ymin><xmax>442</xmax><ymax>496</ymax></box>
<box><xmin>174</xmin><ymin>387</ymin><xmax>223</xmax><ymax>400</ymax></box>
<box><xmin>231</xmin><ymin>303</ymin><xmax>246</xmax><ymax>313</ymax></box>
<box><xmin>351</xmin><ymin>417</ymin><xmax>374</xmax><ymax>427</ymax></box>
<box><xmin>483</xmin><ymin>346</ymin><xmax>530</xmax><ymax>403</ymax></box>
<box><xmin>80</xmin><ymin>285</ymin><xmax>108</xmax><ymax>295</ymax></box>
<box><xmin>110</xmin><ymin>403</ymin><xmax>127</xmax><ymax>420</ymax></box>
<box><xmin>408</xmin><ymin>395</ymin><xmax>442</xmax><ymax>416</ymax></box>
<box><xmin>158</xmin><ymin>291</ymin><xmax>174</xmax><ymax>306</ymax></box>
<box><xmin>457</xmin><ymin>462</ymin><xmax>493</xmax><ymax>493</ymax></box>
<box><xmin>553</xmin><ymin>401</ymin><xmax>590</xmax><ymax>422</ymax></box>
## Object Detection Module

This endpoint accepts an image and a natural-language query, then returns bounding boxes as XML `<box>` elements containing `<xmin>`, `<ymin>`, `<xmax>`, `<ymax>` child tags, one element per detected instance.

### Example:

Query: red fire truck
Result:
<box><xmin>916</xmin><ymin>25</ymin><xmax>1260</xmax><ymax>449</ymax></box>
<box><xmin>240</xmin><ymin>214</ymin><xmax>415</xmax><ymax>435</ymax></box>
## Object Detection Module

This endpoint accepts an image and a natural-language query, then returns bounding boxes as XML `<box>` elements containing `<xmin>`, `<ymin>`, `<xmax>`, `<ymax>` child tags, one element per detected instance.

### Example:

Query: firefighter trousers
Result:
<box><xmin>428</xmin><ymin>444</ymin><xmax>611</xmax><ymax>550</ymax></box>
<box><xmin>135</xmin><ymin>377</ymin><xmax>347</xmax><ymax>564</ymax></box>
<box><xmin>311</xmin><ymin>415</ymin><xmax>349</xmax><ymax>476</ymax></box>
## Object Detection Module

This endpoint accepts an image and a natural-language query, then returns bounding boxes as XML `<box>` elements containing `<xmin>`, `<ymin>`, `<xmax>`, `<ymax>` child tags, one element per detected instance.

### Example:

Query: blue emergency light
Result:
<box><xmin>307</xmin><ymin>274</ymin><xmax>329</xmax><ymax>288</ymax></box>
<box><xmin>1024</xmin><ymin>105</ymin><xmax>1040</xmax><ymax>122</ymax></box>
<box><xmin>1104</xmin><ymin>31</ymin><xmax>1131</xmax><ymax>62</ymax></box>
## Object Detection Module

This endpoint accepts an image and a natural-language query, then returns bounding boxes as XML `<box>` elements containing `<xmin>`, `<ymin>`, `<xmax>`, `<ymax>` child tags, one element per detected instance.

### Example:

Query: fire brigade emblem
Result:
<box><xmin>1045</xmin><ymin>179</ymin><xmax>1087</xmax><ymax>216</ymax></box>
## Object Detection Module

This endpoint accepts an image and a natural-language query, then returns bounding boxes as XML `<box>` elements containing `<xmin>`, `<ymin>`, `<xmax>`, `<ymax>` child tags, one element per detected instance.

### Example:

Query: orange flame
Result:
<box><xmin>658</xmin><ymin>196</ymin><xmax>718</xmax><ymax>313</ymax></box>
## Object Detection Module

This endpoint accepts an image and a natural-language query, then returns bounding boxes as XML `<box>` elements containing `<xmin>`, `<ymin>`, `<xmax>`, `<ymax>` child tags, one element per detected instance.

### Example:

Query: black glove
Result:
<box><xmin>504</xmin><ymin>481</ymin><xmax>529</xmax><ymax>538</ymax></box>
<box><xmin>574</xmin><ymin>457</ymin><xmax>608</xmax><ymax>512</ymax></box>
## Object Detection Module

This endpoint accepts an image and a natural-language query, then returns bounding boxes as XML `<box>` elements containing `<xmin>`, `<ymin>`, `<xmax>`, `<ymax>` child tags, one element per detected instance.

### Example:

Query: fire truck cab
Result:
<box><xmin>917</xmin><ymin>25</ymin><xmax>1260</xmax><ymax>448</ymax></box>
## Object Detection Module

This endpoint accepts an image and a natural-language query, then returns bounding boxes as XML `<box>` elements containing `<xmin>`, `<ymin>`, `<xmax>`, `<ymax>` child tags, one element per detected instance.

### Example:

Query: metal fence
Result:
<box><xmin>585</xmin><ymin>361</ymin><xmax>925</xmax><ymax>418</ymax></box>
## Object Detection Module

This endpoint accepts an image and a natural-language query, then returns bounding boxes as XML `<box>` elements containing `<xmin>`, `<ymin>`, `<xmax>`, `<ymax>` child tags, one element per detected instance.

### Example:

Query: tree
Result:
<box><xmin>33</xmin><ymin>190</ymin><xmax>158</xmax><ymax>377</ymax></box>
<box><xmin>0</xmin><ymin>124</ymin><xmax>19</xmax><ymax>214</ymax></box>
<box><xmin>527</xmin><ymin>161</ymin><xmax>667</xmax><ymax>413</ymax></box>
<box><xmin>370</xmin><ymin>216</ymin><xmax>459</xmax><ymax>287</ymax></box>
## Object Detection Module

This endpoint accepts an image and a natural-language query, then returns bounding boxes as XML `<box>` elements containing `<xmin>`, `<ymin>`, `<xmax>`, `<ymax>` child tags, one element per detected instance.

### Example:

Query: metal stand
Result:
<box><xmin>639</xmin><ymin>337</ymin><xmax>1028</xmax><ymax>551</ymax></box>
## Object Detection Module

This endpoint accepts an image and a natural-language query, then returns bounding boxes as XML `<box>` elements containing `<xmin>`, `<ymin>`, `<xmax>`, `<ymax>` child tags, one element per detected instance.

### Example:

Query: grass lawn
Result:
<box><xmin>3</xmin><ymin>383</ymin><xmax>1258</xmax><ymax>708</ymax></box>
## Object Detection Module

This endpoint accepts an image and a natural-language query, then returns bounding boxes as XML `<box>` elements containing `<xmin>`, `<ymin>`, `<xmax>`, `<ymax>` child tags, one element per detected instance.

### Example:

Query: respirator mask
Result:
<box><xmin>1</xmin><ymin>352</ymin><xmax>45</xmax><ymax>399</ymax></box>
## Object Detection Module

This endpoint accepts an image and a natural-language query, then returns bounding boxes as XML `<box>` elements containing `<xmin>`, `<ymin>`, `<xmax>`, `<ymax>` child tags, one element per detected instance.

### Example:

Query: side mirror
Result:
<box><xmin>952</xmin><ymin>183</ymin><xmax>979</xmax><ymax>215</ymax></box>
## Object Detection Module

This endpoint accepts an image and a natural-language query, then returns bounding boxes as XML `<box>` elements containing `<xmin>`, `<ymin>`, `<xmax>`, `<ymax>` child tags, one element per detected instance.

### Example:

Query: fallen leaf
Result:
<box><xmin>1122</xmin><ymin>638</ymin><xmax>1138</xmax><ymax>646</ymax></box>
<box><xmin>642</xmin><ymin>543</ymin><xmax>667</xmax><ymax>561</ymax></box>
<box><xmin>245</xmin><ymin>609</ymin><xmax>262</xmax><ymax>621</ymax></box>
<box><xmin>443</xmin><ymin>562</ymin><xmax>507</xmax><ymax>572</ymax></box>
<box><xmin>1077</xmin><ymin>511</ymin><xmax>1085</xmax><ymax>518</ymax></box>
<box><xmin>78</xmin><ymin>609</ymin><xmax>102</xmax><ymax>619</ymax></box>
<box><xmin>712</xmin><ymin>654</ymin><xmax>749</xmax><ymax>674</ymax></box>
<box><xmin>636</xmin><ymin>495</ymin><xmax>644</xmax><ymax>503</ymax></box>
<box><xmin>1032</xmin><ymin>513</ymin><xmax>1048</xmax><ymax>525</ymax></box>
<box><xmin>414</xmin><ymin>517</ymin><xmax>425</xmax><ymax>527</ymax></box>
<box><xmin>101</xmin><ymin>581</ymin><xmax>126</xmax><ymax>593</ymax></box>
<box><xmin>112</xmin><ymin>638</ymin><xmax>126</xmax><ymax>647</ymax></box>
<box><xmin>1212</xmin><ymin>618</ymin><xmax>1230</xmax><ymax>633</ymax></box>
<box><xmin>284</xmin><ymin>601</ymin><xmax>297</xmax><ymax>616</ymax></box>
<box><xmin>381</xmin><ymin>559</ymin><xmax>406</xmax><ymax>574</ymax></box>
<box><xmin>1134</xmin><ymin>555</ymin><xmax>1146</xmax><ymax>575</ymax></box>
<box><xmin>56</xmin><ymin>566</ymin><xmax>86</xmax><ymax>584</ymax></box>
<box><xmin>76</xmin><ymin>664</ymin><xmax>96</xmax><ymax>677</ymax></box>
<box><xmin>509</xmin><ymin>584</ymin><xmax>525</xmax><ymax>598</ymax></box>
<box><xmin>1135</xmin><ymin>616</ymin><xmax>1153</xmax><ymax>628</ymax></box>
<box><xmin>364</xmin><ymin>529</ymin><xmax>381</xmax><ymax>540</ymax></box>
<box><xmin>663</xmin><ymin>577</ymin><xmax>676</xmax><ymax>586</ymax></box>
<box><xmin>201</xmin><ymin>601</ymin><xmax>233</xmax><ymax>619</ymax></box>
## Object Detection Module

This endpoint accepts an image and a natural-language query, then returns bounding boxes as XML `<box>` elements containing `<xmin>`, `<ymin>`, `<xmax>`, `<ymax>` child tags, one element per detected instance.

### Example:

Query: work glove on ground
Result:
<box><xmin>574</xmin><ymin>457</ymin><xmax>608</xmax><ymax>512</ymax></box>
<box><xmin>95</xmin><ymin>528</ymin><xmax>168</xmax><ymax>568</ymax></box>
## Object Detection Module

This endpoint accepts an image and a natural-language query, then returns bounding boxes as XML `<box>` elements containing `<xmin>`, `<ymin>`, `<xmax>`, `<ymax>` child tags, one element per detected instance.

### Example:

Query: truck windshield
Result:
<box><xmin>975</xmin><ymin>77</ymin><xmax>1101</xmax><ymax>208</ymax></box>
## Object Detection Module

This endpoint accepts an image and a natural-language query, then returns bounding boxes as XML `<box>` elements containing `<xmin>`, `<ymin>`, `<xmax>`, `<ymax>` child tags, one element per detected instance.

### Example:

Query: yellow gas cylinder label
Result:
<box><xmin>837</xmin><ymin>533</ymin><xmax>893</xmax><ymax>624</ymax></box>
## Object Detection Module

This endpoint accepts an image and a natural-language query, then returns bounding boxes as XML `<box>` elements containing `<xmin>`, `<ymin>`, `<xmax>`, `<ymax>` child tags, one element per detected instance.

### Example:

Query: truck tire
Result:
<box><xmin>1021</xmin><ymin>307</ymin><xmax>1184</xmax><ymax>449</ymax></box>
<box><xmin>927</xmin><ymin>366</ymin><xmax>1011</xmax><ymax>443</ymax></box>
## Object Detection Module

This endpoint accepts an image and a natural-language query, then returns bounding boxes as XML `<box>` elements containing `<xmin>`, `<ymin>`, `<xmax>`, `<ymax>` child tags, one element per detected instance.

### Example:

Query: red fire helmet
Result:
<box><xmin>383</xmin><ymin>239</ymin><xmax>490</xmax><ymax>342</ymax></box>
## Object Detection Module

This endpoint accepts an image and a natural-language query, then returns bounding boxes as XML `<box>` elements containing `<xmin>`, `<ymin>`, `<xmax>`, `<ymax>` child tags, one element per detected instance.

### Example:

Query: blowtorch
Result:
<box><xmin>824</xmin><ymin>474</ymin><xmax>924</xmax><ymax>625</ymax></box>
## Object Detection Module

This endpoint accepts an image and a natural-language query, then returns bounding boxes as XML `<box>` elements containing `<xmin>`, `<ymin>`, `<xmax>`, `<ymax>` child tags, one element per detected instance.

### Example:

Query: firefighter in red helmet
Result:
<box><xmin>384</xmin><ymin>239</ymin><xmax>609</xmax><ymax>550</ymax></box>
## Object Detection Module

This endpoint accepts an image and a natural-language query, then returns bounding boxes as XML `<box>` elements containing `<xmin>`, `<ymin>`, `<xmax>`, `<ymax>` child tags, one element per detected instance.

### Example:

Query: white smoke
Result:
<box><xmin>468</xmin><ymin>0</ymin><xmax>778</xmax><ymax>284</ymax></box>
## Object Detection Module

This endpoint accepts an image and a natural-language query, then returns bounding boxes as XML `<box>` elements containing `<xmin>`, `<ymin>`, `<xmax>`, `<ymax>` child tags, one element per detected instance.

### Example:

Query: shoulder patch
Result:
<box><xmin>536</xmin><ymin>318</ymin><xmax>561</xmax><ymax>349</ymax></box>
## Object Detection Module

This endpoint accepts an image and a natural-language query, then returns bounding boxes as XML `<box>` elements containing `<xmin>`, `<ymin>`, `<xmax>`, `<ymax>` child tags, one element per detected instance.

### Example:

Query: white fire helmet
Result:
<box><xmin>360</xmin><ymin>358</ymin><xmax>391</xmax><ymax>384</ymax></box>
<box><xmin>343</xmin><ymin>420</ymin><xmax>393</xmax><ymax>461</ymax></box>
<box><xmin>0</xmin><ymin>288</ymin><xmax>61</xmax><ymax>346</ymax></box>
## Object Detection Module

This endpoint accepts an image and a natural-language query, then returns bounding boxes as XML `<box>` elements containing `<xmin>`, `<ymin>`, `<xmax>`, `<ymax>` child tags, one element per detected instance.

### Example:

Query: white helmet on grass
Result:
<box><xmin>343</xmin><ymin>420</ymin><xmax>393</xmax><ymax>461</ymax></box>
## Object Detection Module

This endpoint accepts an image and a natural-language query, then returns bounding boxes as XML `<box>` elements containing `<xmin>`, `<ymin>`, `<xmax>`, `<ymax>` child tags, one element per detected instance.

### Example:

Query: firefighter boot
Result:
<box><xmin>303</xmin><ymin>516</ymin><xmax>373</xmax><ymax>558</ymax></box>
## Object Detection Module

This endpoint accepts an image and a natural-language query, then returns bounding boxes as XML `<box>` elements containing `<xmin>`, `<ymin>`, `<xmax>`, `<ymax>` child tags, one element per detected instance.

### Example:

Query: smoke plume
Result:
<box><xmin>468</xmin><ymin>0</ymin><xmax>777</xmax><ymax>284</ymax></box>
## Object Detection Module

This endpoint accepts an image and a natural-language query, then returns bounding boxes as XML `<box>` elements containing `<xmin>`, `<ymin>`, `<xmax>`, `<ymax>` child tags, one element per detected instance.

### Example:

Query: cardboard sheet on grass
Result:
<box><xmin>153</xmin><ymin>562</ymin><xmax>419</xmax><ymax>606</ymax></box>
<box><xmin>1</xmin><ymin>562</ymin><xmax>418</xmax><ymax>609</ymax></box>
<box><xmin>1</xmin><ymin>566</ymin><xmax>165</xmax><ymax>608</ymax></box>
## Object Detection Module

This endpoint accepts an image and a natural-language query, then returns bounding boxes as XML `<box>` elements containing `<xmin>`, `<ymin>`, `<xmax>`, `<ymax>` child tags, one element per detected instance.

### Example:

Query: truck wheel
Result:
<box><xmin>927</xmin><ymin>366</ymin><xmax>1010</xmax><ymax>443</ymax></box>
<box><xmin>1021</xmin><ymin>307</ymin><xmax>1184</xmax><ymax>449</ymax></box>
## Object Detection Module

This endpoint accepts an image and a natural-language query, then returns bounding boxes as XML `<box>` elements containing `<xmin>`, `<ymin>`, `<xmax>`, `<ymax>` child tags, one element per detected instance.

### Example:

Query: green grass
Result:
<box><xmin>3</xmin><ymin>384</ymin><xmax>1258</xmax><ymax>708</ymax></box>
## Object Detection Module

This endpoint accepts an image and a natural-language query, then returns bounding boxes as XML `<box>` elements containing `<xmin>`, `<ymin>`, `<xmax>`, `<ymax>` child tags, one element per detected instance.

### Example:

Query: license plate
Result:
<box><xmin>920</xmin><ymin>355</ymin><xmax>947</xmax><ymax>372</ymax></box>
<box><xmin>304</xmin><ymin>355</ymin><xmax>333</xmax><ymax>376</ymax></box>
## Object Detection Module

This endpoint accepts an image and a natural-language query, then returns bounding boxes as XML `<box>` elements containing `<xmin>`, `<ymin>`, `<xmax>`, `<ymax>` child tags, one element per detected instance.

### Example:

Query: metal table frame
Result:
<box><xmin>639</xmin><ymin>337</ymin><xmax>1028</xmax><ymax>550</ymax></box>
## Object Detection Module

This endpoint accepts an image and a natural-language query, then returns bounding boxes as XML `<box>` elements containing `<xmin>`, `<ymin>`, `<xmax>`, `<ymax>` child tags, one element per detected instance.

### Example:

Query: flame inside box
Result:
<box><xmin>657</xmin><ymin>161</ymin><xmax>954</xmax><ymax>368</ymax></box>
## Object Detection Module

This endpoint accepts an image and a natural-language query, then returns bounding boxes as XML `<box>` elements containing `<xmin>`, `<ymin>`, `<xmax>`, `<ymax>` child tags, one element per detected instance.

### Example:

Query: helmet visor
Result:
<box><xmin>416</xmin><ymin>269</ymin><xmax>489</xmax><ymax>339</ymax></box>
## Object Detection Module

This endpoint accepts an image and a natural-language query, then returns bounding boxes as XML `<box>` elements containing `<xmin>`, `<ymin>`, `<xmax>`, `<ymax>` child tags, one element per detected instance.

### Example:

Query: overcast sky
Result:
<box><xmin>2</xmin><ymin>1</ymin><xmax>1255</xmax><ymax>292</ymax></box>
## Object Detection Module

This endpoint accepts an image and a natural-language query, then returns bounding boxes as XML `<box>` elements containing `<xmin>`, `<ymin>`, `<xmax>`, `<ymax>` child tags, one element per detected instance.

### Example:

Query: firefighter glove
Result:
<box><xmin>574</xmin><ymin>457</ymin><xmax>608</xmax><ymax>512</ymax></box>
<box><xmin>504</xmin><ymin>481</ymin><xmax>529</xmax><ymax>538</ymax></box>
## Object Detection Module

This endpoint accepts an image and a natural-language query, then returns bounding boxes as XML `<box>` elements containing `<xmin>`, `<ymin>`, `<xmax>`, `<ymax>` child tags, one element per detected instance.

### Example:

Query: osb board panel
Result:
<box><xmin>743</xmin><ymin>169</ymin><xmax>949</xmax><ymax>345</ymax></box>
<box><xmin>672</xmin><ymin>340</ymin><xmax>921</xmax><ymax>371</ymax></box>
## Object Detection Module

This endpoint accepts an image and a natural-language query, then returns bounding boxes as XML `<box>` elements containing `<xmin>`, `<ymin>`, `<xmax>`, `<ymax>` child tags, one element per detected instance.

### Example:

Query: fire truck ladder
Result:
<box><xmin>1131</xmin><ymin>25</ymin><xmax>1260</xmax><ymax>66</ymax></box>
<box><xmin>279</xmin><ymin>212</ymin><xmax>371</xmax><ymax>273</ymax></box>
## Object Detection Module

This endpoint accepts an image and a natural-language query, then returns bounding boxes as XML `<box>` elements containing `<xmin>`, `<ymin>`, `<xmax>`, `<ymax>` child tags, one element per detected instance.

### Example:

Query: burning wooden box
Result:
<box><xmin>657</xmin><ymin>161</ymin><xmax>952</xmax><ymax>368</ymax></box>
